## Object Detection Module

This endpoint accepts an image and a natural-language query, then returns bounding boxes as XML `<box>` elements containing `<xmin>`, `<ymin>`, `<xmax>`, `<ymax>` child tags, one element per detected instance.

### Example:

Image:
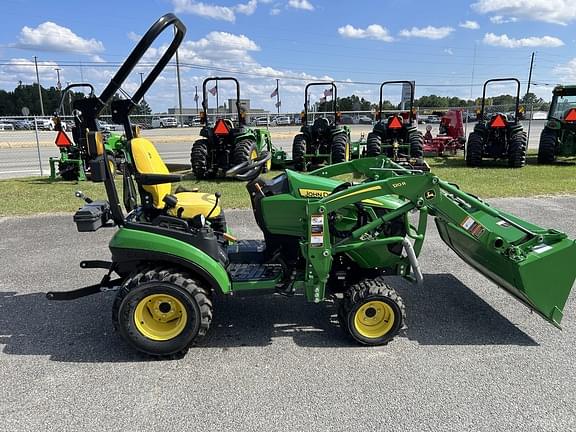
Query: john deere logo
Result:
<box><xmin>299</xmin><ymin>189</ymin><xmax>331</xmax><ymax>198</ymax></box>
<box><xmin>425</xmin><ymin>190</ymin><xmax>436</xmax><ymax>200</ymax></box>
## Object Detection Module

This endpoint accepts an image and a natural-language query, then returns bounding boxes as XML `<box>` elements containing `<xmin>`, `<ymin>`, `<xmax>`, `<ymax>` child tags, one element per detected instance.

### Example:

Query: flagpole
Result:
<box><xmin>215</xmin><ymin>79</ymin><xmax>219</xmax><ymax>118</ymax></box>
<box><xmin>276</xmin><ymin>79</ymin><xmax>280</xmax><ymax>115</ymax></box>
<box><xmin>195</xmin><ymin>85</ymin><xmax>199</xmax><ymax>114</ymax></box>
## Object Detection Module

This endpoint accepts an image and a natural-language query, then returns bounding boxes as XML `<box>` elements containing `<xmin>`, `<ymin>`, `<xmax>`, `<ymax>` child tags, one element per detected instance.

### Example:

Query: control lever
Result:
<box><xmin>206</xmin><ymin>192</ymin><xmax>221</xmax><ymax>219</ymax></box>
<box><xmin>75</xmin><ymin>190</ymin><xmax>93</xmax><ymax>204</ymax></box>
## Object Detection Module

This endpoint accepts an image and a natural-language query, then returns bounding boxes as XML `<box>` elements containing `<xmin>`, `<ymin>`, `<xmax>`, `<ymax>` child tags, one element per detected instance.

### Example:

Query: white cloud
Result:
<box><xmin>236</xmin><ymin>0</ymin><xmax>258</xmax><ymax>15</ymax></box>
<box><xmin>16</xmin><ymin>22</ymin><xmax>104</xmax><ymax>54</ymax></box>
<box><xmin>172</xmin><ymin>0</ymin><xmax>236</xmax><ymax>22</ymax></box>
<box><xmin>554</xmin><ymin>58</ymin><xmax>576</xmax><ymax>82</ymax></box>
<box><xmin>483</xmin><ymin>32</ymin><xmax>564</xmax><ymax>48</ymax></box>
<box><xmin>270</xmin><ymin>7</ymin><xmax>281</xmax><ymax>15</ymax></box>
<box><xmin>399</xmin><ymin>26</ymin><xmax>454</xmax><ymax>40</ymax></box>
<box><xmin>127</xmin><ymin>31</ymin><xmax>142</xmax><ymax>42</ymax></box>
<box><xmin>472</xmin><ymin>0</ymin><xmax>576</xmax><ymax>25</ymax></box>
<box><xmin>459</xmin><ymin>20</ymin><xmax>480</xmax><ymax>29</ymax></box>
<box><xmin>489</xmin><ymin>15</ymin><xmax>518</xmax><ymax>24</ymax></box>
<box><xmin>288</xmin><ymin>0</ymin><xmax>314</xmax><ymax>11</ymax></box>
<box><xmin>337</xmin><ymin>24</ymin><xmax>394</xmax><ymax>42</ymax></box>
<box><xmin>0</xmin><ymin>58</ymin><xmax>61</xmax><ymax>88</ymax></box>
<box><xmin>444</xmin><ymin>48</ymin><xmax>454</xmax><ymax>55</ymax></box>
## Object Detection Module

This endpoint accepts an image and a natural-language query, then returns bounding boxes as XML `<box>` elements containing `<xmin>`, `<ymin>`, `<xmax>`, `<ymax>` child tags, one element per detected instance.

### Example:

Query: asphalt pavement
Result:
<box><xmin>0</xmin><ymin>121</ymin><xmax>547</xmax><ymax>179</ymax></box>
<box><xmin>1</xmin><ymin>196</ymin><xmax>575</xmax><ymax>431</ymax></box>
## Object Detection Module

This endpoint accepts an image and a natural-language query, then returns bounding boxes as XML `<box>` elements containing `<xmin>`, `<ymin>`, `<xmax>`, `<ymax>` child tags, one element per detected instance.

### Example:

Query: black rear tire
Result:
<box><xmin>366</xmin><ymin>132</ymin><xmax>382</xmax><ymax>157</ymax></box>
<box><xmin>59</xmin><ymin>163</ymin><xmax>80</xmax><ymax>181</ymax></box>
<box><xmin>408</xmin><ymin>130</ymin><xmax>424</xmax><ymax>159</ymax></box>
<box><xmin>508</xmin><ymin>132</ymin><xmax>527</xmax><ymax>168</ymax></box>
<box><xmin>113</xmin><ymin>268</ymin><xmax>212</xmax><ymax>359</ymax></box>
<box><xmin>537</xmin><ymin>129</ymin><xmax>557</xmax><ymax>164</ymax></box>
<box><xmin>465</xmin><ymin>132</ymin><xmax>484</xmax><ymax>167</ymax></box>
<box><xmin>338</xmin><ymin>276</ymin><xmax>405</xmax><ymax>346</ymax></box>
<box><xmin>232</xmin><ymin>139</ymin><xmax>258</xmax><ymax>167</ymax></box>
<box><xmin>330</xmin><ymin>133</ymin><xmax>349</xmax><ymax>164</ymax></box>
<box><xmin>292</xmin><ymin>134</ymin><xmax>306</xmax><ymax>171</ymax></box>
<box><xmin>191</xmin><ymin>139</ymin><xmax>209</xmax><ymax>179</ymax></box>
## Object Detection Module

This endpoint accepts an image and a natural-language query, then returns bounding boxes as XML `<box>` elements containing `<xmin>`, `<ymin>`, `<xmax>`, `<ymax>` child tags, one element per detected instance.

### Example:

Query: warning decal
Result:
<box><xmin>310</xmin><ymin>214</ymin><xmax>324</xmax><ymax>247</ymax></box>
<box><xmin>460</xmin><ymin>216</ymin><xmax>485</xmax><ymax>239</ymax></box>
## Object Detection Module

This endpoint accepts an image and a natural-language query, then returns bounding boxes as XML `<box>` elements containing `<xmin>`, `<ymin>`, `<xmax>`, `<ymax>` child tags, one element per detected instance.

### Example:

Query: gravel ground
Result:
<box><xmin>1</xmin><ymin>196</ymin><xmax>575</xmax><ymax>431</ymax></box>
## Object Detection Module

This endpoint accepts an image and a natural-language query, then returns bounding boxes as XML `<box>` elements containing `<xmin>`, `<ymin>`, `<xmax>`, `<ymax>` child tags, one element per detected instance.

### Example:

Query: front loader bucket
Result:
<box><xmin>434</xmin><ymin>183</ymin><xmax>576</xmax><ymax>327</ymax></box>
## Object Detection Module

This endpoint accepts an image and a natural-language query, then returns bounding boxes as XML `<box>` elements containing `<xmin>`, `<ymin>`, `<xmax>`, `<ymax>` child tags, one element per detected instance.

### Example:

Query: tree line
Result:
<box><xmin>0</xmin><ymin>83</ymin><xmax>152</xmax><ymax>117</ymax></box>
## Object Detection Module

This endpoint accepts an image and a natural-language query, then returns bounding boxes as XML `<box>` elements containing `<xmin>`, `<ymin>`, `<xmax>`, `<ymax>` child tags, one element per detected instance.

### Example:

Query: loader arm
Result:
<box><xmin>304</xmin><ymin>158</ymin><xmax>576</xmax><ymax>326</ymax></box>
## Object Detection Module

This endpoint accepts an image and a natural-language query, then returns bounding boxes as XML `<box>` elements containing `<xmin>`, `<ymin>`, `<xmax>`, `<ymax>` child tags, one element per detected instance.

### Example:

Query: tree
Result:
<box><xmin>135</xmin><ymin>100</ymin><xmax>152</xmax><ymax>116</ymax></box>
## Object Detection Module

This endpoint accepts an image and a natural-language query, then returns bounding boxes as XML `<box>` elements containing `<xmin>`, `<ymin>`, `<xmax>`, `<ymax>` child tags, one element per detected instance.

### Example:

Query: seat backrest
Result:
<box><xmin>130</xmin><ymin>137</ymin><xmax>170</xmax><ymax>208</ymax></box>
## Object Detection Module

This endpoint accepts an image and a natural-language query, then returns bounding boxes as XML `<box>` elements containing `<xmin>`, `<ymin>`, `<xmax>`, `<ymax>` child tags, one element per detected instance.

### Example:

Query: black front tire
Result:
<box><xmin>113</xmin><ymin>268</ymin><xmax>212</xmax><ymax>358</ymax></box>
<box><xmin>330</xmin><ymin>133</ymin><xmax>349</xmax><ymax>164</ymax></box>
<box><xmin>366</xmin><ymin>132</ymin><xmax>382</xmax><ymax>157</ymax></box>
<box><xmin>338</xmin><ymin>276</ymin><xmax>405</xmax><ymax>346</ymax></box>
<box><xmin>191</xmin><ymin>139</ymin><xmax>209</xmax><ymax>179</ymax></box>
<box><xmin>292</xmin><ymin>134</ymin><xmax>307</xmax><ymax>171</ymax></box>
<box><xmin>465</xmin><ymin>132</ymin><xmax>484</xmax><ymax>167</ymax></box>
<box><xmin>537</xmin><ymin>129</ymin><xmax>557</xmax><ymax>164</ymax></box>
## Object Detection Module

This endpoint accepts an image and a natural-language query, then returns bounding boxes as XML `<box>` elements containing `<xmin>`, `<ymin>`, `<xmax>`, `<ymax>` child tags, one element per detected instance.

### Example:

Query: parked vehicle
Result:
<box><xmin>0</xmin><ymin>121</ymin><xmax>14</xmax><ymax>131</ymax></box>
<box><xmin>191</xmin><ymin>117</ymin><xmax>202</xmax><ymax>126</ymax></box>
<box><xmin>358</xmin><ymin>115</ymin><xmax>373</xmax><ymax>125</ymax></box>
<box><xmin>424</xmin><ymin>115</ymin><xmax>441</xmax><ymax>124</ymax></box>
<box><xmin>254</xmin><ymin>116</ymin><xmax>269</xmax><ymax>126</ymax></box>
<box><xmin>272</xmin><ymin>116</ymin><xmax>291</xmax><ymax>126</ymax></box>
<box><xmin>151</xmin><ymin>116</ymin><xmax>177</xmax><ymax>128</ymax></box>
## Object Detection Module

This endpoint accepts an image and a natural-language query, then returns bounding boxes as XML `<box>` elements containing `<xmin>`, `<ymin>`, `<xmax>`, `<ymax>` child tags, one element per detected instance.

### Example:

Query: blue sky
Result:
<box><xmin>1</xmin><ymin>0</ymin><xmax>575</xmax><ymax>112</ymax></box>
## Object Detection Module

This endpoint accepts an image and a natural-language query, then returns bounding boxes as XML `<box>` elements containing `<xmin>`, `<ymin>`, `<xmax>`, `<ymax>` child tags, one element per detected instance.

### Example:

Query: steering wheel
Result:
<box><xmin>226</xmin><ymin>151</ymin><xmax>272</xmax><ymax>181</ymax></box>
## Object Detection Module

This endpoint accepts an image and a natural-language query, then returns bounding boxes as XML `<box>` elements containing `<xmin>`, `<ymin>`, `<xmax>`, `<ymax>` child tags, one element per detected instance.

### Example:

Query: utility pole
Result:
<box><xmin>525</xmin><ymin>51</ymin><xmax>536</xmax><ymax>143</ymax></box>
<box><xmin>174</xmin><ymin>27</ymin><xmax>183</xmax><ymax>127</ymax></box>
<box><xmin>54</xmin><ymin>68</ymin><xmax>62</xmax><ymax>91</ymax></box>
<box><xmin>34</xmin><ymin>56</ymin><xmax>45</xmax><ymax>116</ymax></box>
<box><xmin>139</xmin><ymin>72</ymin><xmax>146</xmax><ymax>103</ymax></box>
<box><xmin>194</xmin><ymin>85</ymin><xmax>199</xmax><ymax>113</ymax></box>
<box><xmin>276</xmin><ymin>79</ymin><xmax>280</xmax><ymax>115</ymax></box>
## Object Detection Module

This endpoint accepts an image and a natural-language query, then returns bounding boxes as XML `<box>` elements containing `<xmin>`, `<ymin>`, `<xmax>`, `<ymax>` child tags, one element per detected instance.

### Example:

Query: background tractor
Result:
<box><xmin>291</xmin><ymin>82</ymin><xmax>351</xmax><ymax>171</ymax></box>
<box><xmin>423</xmin><ymin>109</ymin><xmax>466</xmax><ymax>156</ymax></box>
<box><xmin>466</xmin><ymin>78</ymin><xmax>527</xmax><ymax>168</ymax></box>
<box><xmin>366</xmin><ymin>81</ymin><xmax>424</xmax><ymax>165</ymax></box>
<box><xmin>538</xmin><ymin>85</ymin><xmax>576</xmax><ymax>163</ymax></box>
<box><xmin>190</xmin><ymin>77</ymin><xmax>272</xmax><ymax>179</ymax></box>
<box><xmin>49</xmin><ymin>83</ymin><xmax>123</xmax><ymax>181</ymax></box>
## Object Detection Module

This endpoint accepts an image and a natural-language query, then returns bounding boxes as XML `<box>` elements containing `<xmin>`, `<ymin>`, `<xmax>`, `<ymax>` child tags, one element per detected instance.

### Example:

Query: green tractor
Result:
<box><xmin>292</xmin><ymin>82</ymin><xmax>351</xmax><ymax>171</ymax></box>
<box><xmin>46</xmin><ymin>15</ymin><xmax>576</xmax><ymax>358</ymax></box>
<box><xmin>190</xmin><ymin>77</ymin><xmax>273</xmax><ymax>179</ymax></box>
<box><xmin>466</xmin><ymin>78</ymin><xmax>527</xmax><ymax>168</ymax></box>
<box><xmin>49</xmin><ymin>83</ymin><xmax>124</xmax><ymax>181</ymax></box>
<box><xmin>365</xmin><ymin>81</ymin><xmax>424</xmax><ymax>165</ymax></box>
<box><xmin>538</xmin><ymin>85</ymin><xmax>576</xmax><ymax>163</ymax></box>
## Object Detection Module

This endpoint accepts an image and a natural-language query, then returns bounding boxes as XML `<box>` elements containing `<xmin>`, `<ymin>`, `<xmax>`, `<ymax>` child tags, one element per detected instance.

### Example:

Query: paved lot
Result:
<box><xmin>0</xmin><ymin>121</ymin><xmax>546</xmax><ymax>179</ymax></box>
<box><xmin>1</xmin><ymin>196</ymin><xmax>575</xmax><ymax>431</ymax></box>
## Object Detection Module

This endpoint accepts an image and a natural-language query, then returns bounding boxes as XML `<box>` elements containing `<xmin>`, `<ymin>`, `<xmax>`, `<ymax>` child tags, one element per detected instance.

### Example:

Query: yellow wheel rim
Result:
<box><xmin>250</xmin><ymin>149</ymin><xmax>258</xmax><ymax>160</ymax></box>
<box><xmin>134</xmin><ymin>294</ymin><xmax>188</xmax><ymax>341</ymax></box>
<box><xmin>353</xmin><ymin>300</ymin><xmax>395</xmax><ymax>339</ymax></box>
<box><xmin>108</xmin><ymin>159</ymin><xmax>116</xmax><ymax>176</ymax></box>
<box><xmin>345</xmin><ymin>141</ymin><xmax>350</xmax><ymax>161</ymax></box>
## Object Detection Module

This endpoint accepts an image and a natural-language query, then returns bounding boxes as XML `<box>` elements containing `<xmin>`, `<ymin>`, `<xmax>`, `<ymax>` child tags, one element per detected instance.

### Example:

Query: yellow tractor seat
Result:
<box><xmin>130</xmin><ymin>137</ymin><xmax>222</xmax><ymax>219</ymax></box>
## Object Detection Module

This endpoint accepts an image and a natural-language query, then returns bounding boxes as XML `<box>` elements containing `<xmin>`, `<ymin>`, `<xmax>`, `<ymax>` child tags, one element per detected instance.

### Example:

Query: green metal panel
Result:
<box><xmin>109</xmin><ymin>228</ymin><xmax>231</xmax><ymax>294</ymax></box>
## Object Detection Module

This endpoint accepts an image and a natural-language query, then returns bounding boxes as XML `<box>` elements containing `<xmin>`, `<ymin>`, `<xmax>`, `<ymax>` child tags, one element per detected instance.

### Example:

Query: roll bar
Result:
<box><xmin>304</xmin><ymin>82</ymin><xmax>338</xmax><ymax>125</ymax></box>
<box><xmin>479</xmin><ymin>78</ymin><xmax>521</xmax><ymax>123</ymax></box>
<box><xmin>379</xmin><ymin>81</ymin><xmax>415</xmax><ymax>122</ymax></box>
<box><xmin>201</xmin><ymin>77</ymin><xmax>243</xmax><ymax>126</ymax></box>
<box><xmin>57</xmin><ymin>83</ymin><xmax>95</xmax><ymax>115</ymax></box>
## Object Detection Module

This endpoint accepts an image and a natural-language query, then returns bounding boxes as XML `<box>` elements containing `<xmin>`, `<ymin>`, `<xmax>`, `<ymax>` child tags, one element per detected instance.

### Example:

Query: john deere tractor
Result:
<box><xmin>46</xmin><ymin>14</ymin><xmax>576</xmax><ymax>359</ymax></box>
<box><xmin>538</xmin><ymin>85</ymin><xmax>576</xmax><ymax>163</ymax></box>
<box><xmin>366</xmin><ymin>81</ymin><xmax>424</xmax><ymax>165</ymax></box>
<box><xmin>49</xmin><ymin>83</ymin><xmax>123</xmax><ymax>181</ymax></box>
<box><xmin>190</xmin><ymin>77</ymin><xmax>272</xmax><ymax>179</ymax></box>
<box><xmin>292</xmin><ymin>82</ymin><xmax>350</xmax><ymax>171</ymax></box>
<box><xmin>466</xmin><ymin>78</ymin><xmax>527</xmax><ymax>168</ymax></box>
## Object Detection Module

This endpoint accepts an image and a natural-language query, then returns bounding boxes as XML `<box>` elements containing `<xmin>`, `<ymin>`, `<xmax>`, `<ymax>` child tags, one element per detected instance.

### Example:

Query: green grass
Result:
<box><xmin>1</xmin><ymin>155</ymin><xmax>575</xmax><ymax>217</ymax></box>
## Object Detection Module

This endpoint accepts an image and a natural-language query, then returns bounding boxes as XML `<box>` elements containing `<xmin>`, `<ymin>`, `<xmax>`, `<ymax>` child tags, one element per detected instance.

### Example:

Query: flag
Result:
<box><xmin>270</xmin><ymin>88</ymin><xmax>278</xmax><ymax>98</ymax></box>
<box><xmin>208</xmin><ymin>85</ymin><xmax>218</xmax><ymax>96</ymax></box>
<box><xmin>275</xmin><ymin>101</ymin><xmax>281</xmax><ymax>108</ymax></box>
<box><xmin>194</xmin><ymin>93</ymin><xmax>199</xmax><ymax>102</ymax></box>
<box><xmin>323</xmin><ymin>88</ymin><xmax>333</xmax><ymax>97</ymax></box>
